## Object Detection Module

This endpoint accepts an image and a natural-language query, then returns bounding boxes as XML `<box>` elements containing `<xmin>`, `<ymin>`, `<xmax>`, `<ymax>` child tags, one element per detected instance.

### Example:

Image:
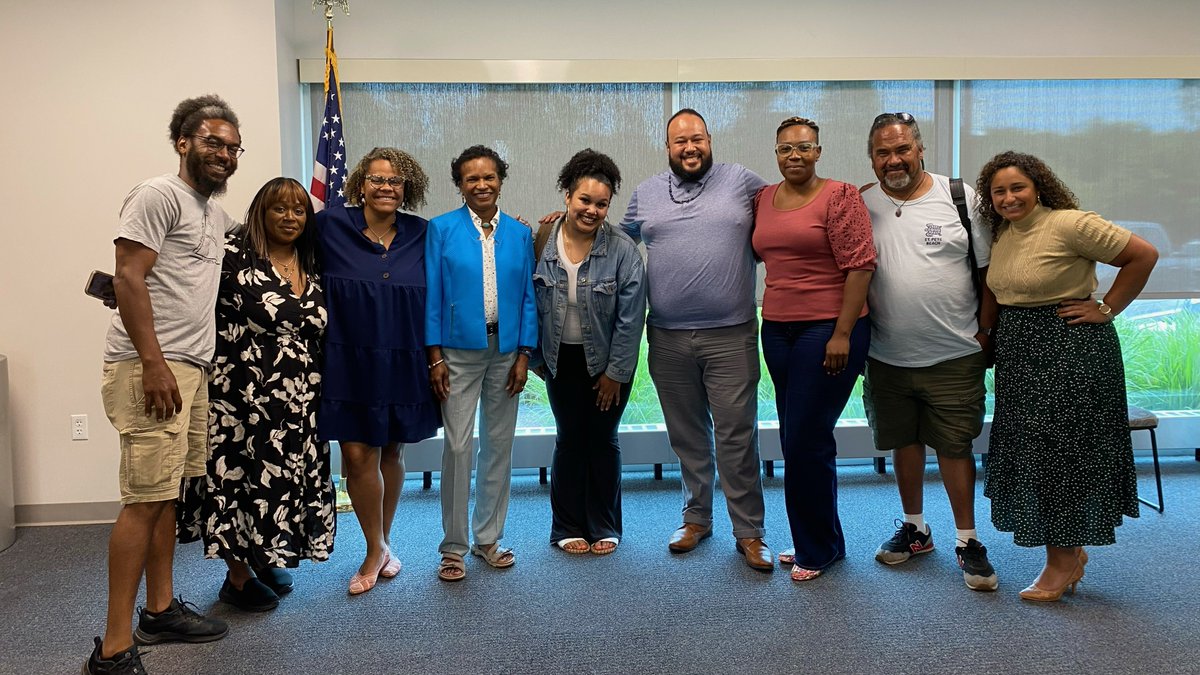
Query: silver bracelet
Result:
<box><xmin>428</xmin><ymin>359</ymin><xmax>445</xmax><ymax>369</ymax></box>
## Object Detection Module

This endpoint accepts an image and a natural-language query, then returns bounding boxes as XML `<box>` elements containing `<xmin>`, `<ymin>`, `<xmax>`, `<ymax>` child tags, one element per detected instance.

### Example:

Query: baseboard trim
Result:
<box><xmin>16</xmin><ymin>501</ymin><xmax>122</xmax><ymax>527</ymax></box>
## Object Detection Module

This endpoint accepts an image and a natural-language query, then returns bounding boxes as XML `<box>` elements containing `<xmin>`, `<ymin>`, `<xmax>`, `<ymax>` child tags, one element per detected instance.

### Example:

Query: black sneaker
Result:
<box><xmin>956</xmin><ymin>538</ymin><xmax>999</xmax><ymax>591</ymax></box>
<box><xmin>219</xmin><ymin>576</ymin><xmax>280</xmax><ymax>612</ymax></box>
<box><xmin>82</xmin><ymin>637</ymin><xmax>145</xmax><ymax>674</ymax></box>
<box><xmin>133</xmin><ymin>597</ymin><xmax>228</xmax><ymax>645</ymax></box>
<box><xmin>875</xmin><ymin>519</ymin><xmax>934</xmax><ymax>565</ymax></box>
<box><xmin>253</xmin><ymin>567</ymin><xmax>294</xmax><ymax>596</ymax></box>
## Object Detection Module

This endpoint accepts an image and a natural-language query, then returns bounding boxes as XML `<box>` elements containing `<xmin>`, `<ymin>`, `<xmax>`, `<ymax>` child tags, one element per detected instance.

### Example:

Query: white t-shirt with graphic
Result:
<box><xmin>862</xmin><ymin>173</ymin><xmax>991</xmax><ymax>368</ymax></box>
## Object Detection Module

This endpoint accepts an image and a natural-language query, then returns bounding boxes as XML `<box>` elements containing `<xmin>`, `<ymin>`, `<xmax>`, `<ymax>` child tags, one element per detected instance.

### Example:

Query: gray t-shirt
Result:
<box><xmin>862</xmin><ymin>173</ymin><xmax>992</xmax><ymax>368</ymax></box>
<box><xmin>104</xmin><ymin>174</ymin><xmax>239</xmax><ymax>368</ymax></box>
<box><xmin>620</xmin><ymin>163</ymin><xmax>767</xmax><ymax>330</ymax></box>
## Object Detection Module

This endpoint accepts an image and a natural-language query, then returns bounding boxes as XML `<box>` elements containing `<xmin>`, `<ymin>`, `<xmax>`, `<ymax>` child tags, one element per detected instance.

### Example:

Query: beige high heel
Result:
<box><xmin>1019</xmin><ymin>561</ymin><xmax>1084</xmax><ymax>602</ymax></box>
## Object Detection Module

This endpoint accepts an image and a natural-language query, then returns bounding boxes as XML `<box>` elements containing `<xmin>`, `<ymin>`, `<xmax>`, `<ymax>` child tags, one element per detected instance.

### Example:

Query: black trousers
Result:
<box><xmin>546</xmin><ymin>344</ymin><xmax>632</xmax><ymax>543</ymax></box>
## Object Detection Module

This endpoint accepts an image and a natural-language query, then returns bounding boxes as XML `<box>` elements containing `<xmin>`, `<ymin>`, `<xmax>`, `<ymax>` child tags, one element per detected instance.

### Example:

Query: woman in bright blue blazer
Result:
<box><xmin>425</xmin><ymin>145</ymin><xmax>537</xmax><ymax>582</ymax></box>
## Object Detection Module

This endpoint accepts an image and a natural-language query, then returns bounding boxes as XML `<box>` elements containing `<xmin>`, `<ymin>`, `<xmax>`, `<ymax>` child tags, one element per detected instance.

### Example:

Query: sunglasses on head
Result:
<box><xmin>873</xmin><ymin>112</ymin><xmax>916</xmax><ymax>126</ymax></box>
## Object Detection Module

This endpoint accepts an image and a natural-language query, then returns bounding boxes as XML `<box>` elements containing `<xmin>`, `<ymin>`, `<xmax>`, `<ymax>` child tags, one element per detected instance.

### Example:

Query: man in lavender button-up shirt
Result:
<box><xmin>621</xmin><ymin>109</ymin><xmax>775</xmax><ymax>572</ymax></box>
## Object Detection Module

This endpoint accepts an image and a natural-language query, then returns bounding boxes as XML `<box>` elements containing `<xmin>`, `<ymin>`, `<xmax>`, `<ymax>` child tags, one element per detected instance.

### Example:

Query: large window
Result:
<box><xmin>310</xmin><ymin>78</ymin><xmax>1200</xmax><ymax>429</ymax></box>
<box><xmin>959</xmin><ymin>79</ymin><xmax>1200</xmax><ymax>297</ymax></box>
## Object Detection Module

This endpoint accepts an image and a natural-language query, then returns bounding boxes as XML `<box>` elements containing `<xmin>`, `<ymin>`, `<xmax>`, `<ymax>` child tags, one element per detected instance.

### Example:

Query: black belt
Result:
<box><xmin>486</xmin><ymin>322</ymin><xmax>499</xmax><ymax>336</ymax></box>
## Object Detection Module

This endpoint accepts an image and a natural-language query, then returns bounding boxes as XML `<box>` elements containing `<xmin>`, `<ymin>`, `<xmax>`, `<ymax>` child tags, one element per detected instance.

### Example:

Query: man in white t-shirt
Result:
<box><xmin>859</xmin><ymin>113</ymin><xmax>999</xmax><ymax>592</ymax></box>
<box><xmin>85</xmin><ymin>95</ymin><xmax>243</xmax><ymax>675</ymax></box>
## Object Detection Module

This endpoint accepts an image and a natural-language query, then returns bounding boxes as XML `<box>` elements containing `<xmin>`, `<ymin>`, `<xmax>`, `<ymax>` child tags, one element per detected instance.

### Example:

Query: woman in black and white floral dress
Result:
<box><xmin>178</xmin><ymin>177</ymin><xmax>334</xmax><ymax>612</ymax></box>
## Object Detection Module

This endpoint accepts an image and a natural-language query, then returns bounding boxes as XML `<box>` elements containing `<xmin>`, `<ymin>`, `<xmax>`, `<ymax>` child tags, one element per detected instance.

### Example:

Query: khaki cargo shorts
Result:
<box><xmin>101</xmin><ymin>359</ymin><xmax>209</xmax><ymax>504</ymax></box>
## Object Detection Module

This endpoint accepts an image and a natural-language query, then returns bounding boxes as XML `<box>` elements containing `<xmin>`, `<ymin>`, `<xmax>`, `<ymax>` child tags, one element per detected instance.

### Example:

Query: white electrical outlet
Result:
<box><xmin>71</xmin><ymin>414</ymin><xmax>89</xmax><ymax>441</ymax></box>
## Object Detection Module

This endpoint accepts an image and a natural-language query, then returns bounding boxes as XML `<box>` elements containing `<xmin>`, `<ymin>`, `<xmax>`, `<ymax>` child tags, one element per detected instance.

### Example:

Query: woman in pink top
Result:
<box><xmin>753</xmin><ymin>116</ymin><xmax>876</xmax><ymax>582</ymax></box>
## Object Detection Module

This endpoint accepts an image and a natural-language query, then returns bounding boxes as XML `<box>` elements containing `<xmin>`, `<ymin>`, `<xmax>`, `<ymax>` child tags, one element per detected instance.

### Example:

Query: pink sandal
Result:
<box><xmin>348</xmin><ymin>554</ymin><xmax>389</xmax><ymax>595</ymax></box>
<box><xmin>380</xmin><ymin>548</ymin><xmax>402</xmax><ymax>578</ymax></box>
<box><xmin>790</xmin><ymin>564</ymin><xmax>823</xmax><ymax>583</ymax></box>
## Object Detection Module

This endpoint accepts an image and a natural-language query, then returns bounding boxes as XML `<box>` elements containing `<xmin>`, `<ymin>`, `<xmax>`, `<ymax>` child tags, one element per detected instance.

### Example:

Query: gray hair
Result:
<box><xmin>868</xmin><ymin>113</ymin><xmax>922</xmax><ymax>154</ymax></box>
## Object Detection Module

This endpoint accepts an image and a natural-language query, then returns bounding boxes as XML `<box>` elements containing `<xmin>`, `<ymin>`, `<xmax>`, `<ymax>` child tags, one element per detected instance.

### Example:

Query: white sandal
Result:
<box><xmin>471</xmin><ymin>543</ymin><xmax>516</xmax><ymax>568</ymax></box>
<box><xmin>590</xmin><ymin>537</ymin><xmax>619</xmax><ymax>555</ymax></box>
<box><xmin>555</xmin><ymin>538</ymin><xmax>590</xmax><ymax>554</ymax></box>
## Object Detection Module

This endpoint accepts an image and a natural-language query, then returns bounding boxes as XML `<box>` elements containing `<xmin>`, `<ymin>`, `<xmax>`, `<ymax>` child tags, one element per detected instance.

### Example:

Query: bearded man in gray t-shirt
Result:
<box><xmin>85</xmin><ymin>95</ymin><xmax>242</xmax><ymax>675</ymax></box>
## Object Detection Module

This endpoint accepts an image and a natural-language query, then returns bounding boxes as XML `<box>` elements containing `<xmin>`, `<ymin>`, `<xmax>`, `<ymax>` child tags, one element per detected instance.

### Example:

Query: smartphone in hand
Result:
<box><xmin>85</xmin><ymin>270</ymin><xmax>117</xmax><ymax>308</ymax></box>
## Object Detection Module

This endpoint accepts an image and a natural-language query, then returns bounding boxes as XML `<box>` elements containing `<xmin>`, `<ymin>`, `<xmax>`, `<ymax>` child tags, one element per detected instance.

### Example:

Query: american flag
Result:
<box><xmin>310</xmin><ymin>27</ymin><xmax>347</xmax><ymax>211</ymax></box>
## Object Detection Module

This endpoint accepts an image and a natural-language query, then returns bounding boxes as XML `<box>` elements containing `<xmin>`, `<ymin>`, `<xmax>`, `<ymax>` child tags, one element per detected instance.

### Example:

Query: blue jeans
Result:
<box><xmin>761</xmin><ymin>317</ymin><xmax>870</xmax><ymax>570</ymax></box>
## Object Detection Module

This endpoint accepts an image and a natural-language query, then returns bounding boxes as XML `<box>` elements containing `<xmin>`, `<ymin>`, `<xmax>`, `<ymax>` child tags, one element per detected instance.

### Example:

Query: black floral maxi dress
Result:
<box><xmin>178</xmin><ymin>235</ymin><xmax>336</xmax><ymax>568</ymax></box>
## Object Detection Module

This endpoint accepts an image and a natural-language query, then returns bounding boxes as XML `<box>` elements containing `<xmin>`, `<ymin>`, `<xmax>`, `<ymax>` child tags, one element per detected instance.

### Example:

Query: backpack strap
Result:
<box><xmin>949</xmin><ymin>178</ymin><xmax>983</xmax><ymax>316</ymax></box>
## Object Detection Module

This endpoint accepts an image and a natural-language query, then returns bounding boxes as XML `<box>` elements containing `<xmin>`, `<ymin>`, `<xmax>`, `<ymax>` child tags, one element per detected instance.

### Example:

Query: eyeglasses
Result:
<box><xmin>190</xmin><ymin>135</ymin><xmax>245</xmax><ymax>158</ymax></box>
<box><xmin>775</xmin><ymin>142</ymin><xmax>818</xmax><ymax>156</ymax></box>
<box><xmin>873</xmin><ymin>112</ymin><xmax>916</xmax><ymax>126</ymax></box>
<box><xmin>365</xmin><ymin>175</ymin><xmax>404</xmax><ymax>188</ymax></box>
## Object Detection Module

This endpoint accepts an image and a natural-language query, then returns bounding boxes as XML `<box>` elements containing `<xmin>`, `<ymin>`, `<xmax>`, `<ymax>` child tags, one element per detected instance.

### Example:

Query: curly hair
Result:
<box><xmin>975</xmin><ymin>150</ymin><xmax>1078</xmax><ymax>239</ymax></box>
<box><xmin>241</xmin><ymin>177</ymin><xmax>319</xmax><ymax>276</ymax></box>
<box><xmin>344</xmin><ymin>147</ymin><xmax>429</xmax><ymax>211</ymax></box>
<box><xmin>556</xmin><ymin>148</ymin><xmax>621</xmax><ymax>196</ymax></box>
<box><xmin>776</xmin><ymin>116</ymin><xmax>820</xmax><ymax>143</ymax></box>
<box><xmin>450</xmin><ymin>145</ymin><xmax>509</xmax><ymax>187</ymax></box>
<box><xmin>168</xmin><ymin>94</ymin><xmax>239</xmax><ymax>146</ymax></box>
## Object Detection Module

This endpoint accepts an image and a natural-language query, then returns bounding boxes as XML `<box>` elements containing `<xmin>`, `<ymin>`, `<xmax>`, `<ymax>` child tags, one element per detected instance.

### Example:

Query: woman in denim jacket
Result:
<box><xmin>533</xmin><ymin>149</ymin><xmax>647</xmax><ymax>555</ymax></box>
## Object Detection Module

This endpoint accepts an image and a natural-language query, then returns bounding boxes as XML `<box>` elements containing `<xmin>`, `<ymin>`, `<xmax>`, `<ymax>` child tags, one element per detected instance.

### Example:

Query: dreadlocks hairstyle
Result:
<box><xmin>168</xmin><ymin>94</ymin><xmax>240</xmax><ymax>148</ymax></box>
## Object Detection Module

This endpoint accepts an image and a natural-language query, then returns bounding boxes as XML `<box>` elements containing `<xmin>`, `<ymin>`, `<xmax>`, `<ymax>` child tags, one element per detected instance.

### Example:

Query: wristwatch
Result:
<box><xmin>1097</xmin><ymin>302</ymin><xmax>1113</xmax><ymax>317</ymax></box>
<box><xmin>517</xmin><ymin>346</ymin><xmax>534</xmax><ymax>358</ymax></box>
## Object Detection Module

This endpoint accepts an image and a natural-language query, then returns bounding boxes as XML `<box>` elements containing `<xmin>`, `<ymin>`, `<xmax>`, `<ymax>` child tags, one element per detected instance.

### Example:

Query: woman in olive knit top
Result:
<box><xmin>976</xmin><ymin>151</ymin><xmax>1158</xmax><ymax>603</ymax></box>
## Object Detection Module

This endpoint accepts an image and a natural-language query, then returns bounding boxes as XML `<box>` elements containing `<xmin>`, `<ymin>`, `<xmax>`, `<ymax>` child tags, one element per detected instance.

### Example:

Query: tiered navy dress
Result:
<box><xmin>315</xmin><ymin>205</ymin><xmax>441</xmax><ymax>446</ymax></box>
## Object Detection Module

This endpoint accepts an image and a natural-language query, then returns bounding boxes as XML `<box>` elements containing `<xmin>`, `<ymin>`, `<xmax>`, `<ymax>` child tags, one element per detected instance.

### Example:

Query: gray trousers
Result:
<box><xmin>438</xmin><ymin>336</ymin><xmax>518</xmax><ymax>557</ymax></box>
<box><xmin>647</xmin><ymin>320</ymin><xmax>766</xmax><ymax>539</ymax></box>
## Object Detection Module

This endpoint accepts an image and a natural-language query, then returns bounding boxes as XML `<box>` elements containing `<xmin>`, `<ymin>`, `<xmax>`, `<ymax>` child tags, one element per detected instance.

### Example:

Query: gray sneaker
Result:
<box><xmin>875</xmin><ymin>519</ymin><xmax>934</xmax><ymax>565</ymax></box>
<box><xmin>956</xmin><ymin>538</ymin><xmax>999</xmax><ymax>591</ymax></box>
<box><xmin>82</xmin><ymin>637</ymin><xmax>145</xmax><ymax>675</ymax></box>
<box><xmin>134</xmin><ymin>596</ymin><xmax>228</xmax><ymax>645</ymax></box>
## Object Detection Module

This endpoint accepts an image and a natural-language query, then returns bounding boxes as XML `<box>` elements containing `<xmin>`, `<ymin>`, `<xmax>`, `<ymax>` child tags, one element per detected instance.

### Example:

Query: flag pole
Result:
<box><xmin>312</xmin><ymin>1</ymin><xmax>354</xmax><ymax>512</ymax></box>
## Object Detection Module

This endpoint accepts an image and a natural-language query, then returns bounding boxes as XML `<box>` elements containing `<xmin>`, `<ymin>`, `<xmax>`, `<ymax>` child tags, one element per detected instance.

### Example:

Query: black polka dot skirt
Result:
<box><xmin>985</xmin><ymin>304</ymin><xmax>1139</xmax><ymax>547</ymax></box>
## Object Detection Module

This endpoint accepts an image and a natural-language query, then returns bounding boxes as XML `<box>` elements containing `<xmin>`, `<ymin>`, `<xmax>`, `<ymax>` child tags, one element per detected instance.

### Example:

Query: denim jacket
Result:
<box><xmin>533</xmin><ymin>221</ymin><xmax>647</xmax><ymax>382</ymax></box>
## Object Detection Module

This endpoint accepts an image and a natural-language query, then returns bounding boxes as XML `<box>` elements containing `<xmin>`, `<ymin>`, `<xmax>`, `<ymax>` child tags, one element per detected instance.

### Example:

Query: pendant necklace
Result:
<box><xmin>366</xmin><ymin>222</ymin><xmax>394</xmax><ymax>245</ymax></box>
<box><xmin>269</xmin><ymin>251</ymin><xmax>298</xmax><ymax>283</ymax></box>
<box><xmin>885</xmin><ymin>172</ymin><xmax>927</xmax><ymax>217</ymax></box>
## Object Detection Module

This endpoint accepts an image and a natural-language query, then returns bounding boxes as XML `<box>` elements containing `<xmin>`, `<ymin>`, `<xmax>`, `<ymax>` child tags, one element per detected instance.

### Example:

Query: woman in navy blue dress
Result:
<box><xmin>316</xmin><ymin>147</ymin><xmax>441</xmax><ymax>595</ymax></box>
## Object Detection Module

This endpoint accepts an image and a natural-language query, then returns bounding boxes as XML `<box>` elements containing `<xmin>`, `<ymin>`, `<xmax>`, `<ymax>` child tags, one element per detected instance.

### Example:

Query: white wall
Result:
<box><xmin>285</xmin><ymin>0</ymin><xmax>1200</xmax><ymax>60</ymax></box>
<box><xmin>3</xmin><ymin>0</ymin><xmax>1197</xmax><ymax>514</ymax></box>
<box><xmin>0</xmin><ymin>1</ymin><xmax>286</xmax><ymax>509</ymax></box>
